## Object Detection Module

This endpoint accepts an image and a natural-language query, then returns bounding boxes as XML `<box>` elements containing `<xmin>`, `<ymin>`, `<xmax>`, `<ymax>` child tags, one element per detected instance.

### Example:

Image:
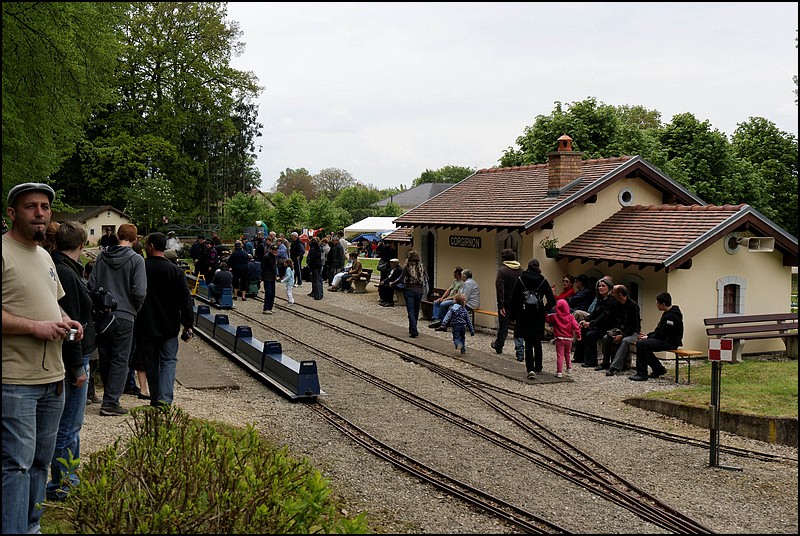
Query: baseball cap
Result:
<box><xmin>389</xmin><ymin>258</ymin><xmax>399</xmax><ymax>263</ymax></box>
<box><xmin>7</xmin><ymin>182</ymin><xmax>55</xmax><ymax>207</ymax></box>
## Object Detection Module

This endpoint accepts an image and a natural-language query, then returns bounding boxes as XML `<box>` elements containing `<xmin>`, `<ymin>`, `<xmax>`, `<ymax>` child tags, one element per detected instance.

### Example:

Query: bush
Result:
<box><xmin>49</xmin><ymin>406</ymin><xmax>368</xmax><ymax>534</ymax></box>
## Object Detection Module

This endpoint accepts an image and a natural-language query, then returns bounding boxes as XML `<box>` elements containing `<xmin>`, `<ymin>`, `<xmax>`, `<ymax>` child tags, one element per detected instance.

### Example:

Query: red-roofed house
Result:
<box><xmin>394</xmin><ymin>135</ymin><xmax>798</xmax><ymax>354</ymax></box>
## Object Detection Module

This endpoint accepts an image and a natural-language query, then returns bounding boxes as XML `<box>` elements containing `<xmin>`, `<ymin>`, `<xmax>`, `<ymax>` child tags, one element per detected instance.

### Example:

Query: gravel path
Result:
<box><xmin>80</xmin><ymin>285</ymin><xmax>798</xmax><ymax>534</ymax></box>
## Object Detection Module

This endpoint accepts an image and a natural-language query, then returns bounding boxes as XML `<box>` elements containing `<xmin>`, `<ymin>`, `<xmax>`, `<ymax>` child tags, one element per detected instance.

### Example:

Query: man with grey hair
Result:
<box><xmin>436</xmin><ymin>268</ymin><xmax>480</xmax><ymax>331</ymax></box>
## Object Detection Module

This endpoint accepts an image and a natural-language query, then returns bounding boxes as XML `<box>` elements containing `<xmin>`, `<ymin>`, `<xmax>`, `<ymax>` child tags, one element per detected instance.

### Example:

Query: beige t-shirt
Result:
<box><xmin>2</xmin><ymin>234</ymin><xmax>66</xmax><ymax>384</ymax></box>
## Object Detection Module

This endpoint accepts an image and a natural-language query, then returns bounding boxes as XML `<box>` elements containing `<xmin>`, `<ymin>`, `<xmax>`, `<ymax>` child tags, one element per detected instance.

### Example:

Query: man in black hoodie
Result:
<box><xmin>88</xmin><ymin>223</ymin><xmax>147</xmax><ymax>416</ymax></box>
<box><xmin>630</xmin><ymin>292</ymin><xmax>684</xmax><ymax>381</ymax></box>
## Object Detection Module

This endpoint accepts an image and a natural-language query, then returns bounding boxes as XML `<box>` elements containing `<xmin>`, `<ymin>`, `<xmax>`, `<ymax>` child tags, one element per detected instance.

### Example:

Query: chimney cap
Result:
<box><xmin>557</xmin><ymin>134</ymin><xmax>573</xmax><ymax>152</ymax></box>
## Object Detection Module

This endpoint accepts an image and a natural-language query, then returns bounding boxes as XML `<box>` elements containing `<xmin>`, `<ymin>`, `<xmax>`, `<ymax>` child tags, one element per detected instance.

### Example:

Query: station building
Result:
<box><xmin>392</xmin><ymin>135</ymin><xmax>798</xmax><ymax>354</ymax></box>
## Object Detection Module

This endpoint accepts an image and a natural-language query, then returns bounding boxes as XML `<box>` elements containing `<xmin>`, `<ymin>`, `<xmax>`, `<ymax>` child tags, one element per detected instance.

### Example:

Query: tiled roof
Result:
<box><xmin>558</xmin><ymin>204</ymin><xmax>750</xmax><ymax>270</ymax></box>
<box><xmin>51</xmin><ymin>205</ymin><xmax>128</xmax><ymax>223</ymax></box>
<box><xmin>382</xmin><ymin>227</ymin><xmax>412</xmax><ymax>242</ymax></box>
<box><xmin>394</xmin><ymin>157</ymin><xmax>635</xmax><ymax>230</ymax></box>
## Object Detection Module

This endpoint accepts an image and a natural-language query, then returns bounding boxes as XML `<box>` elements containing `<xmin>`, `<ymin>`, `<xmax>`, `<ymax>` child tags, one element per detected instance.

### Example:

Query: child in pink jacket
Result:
<box><xmin>546</xmin><ymin>299</ymin><xmax>582</xmax><ymax>378</ymax></box>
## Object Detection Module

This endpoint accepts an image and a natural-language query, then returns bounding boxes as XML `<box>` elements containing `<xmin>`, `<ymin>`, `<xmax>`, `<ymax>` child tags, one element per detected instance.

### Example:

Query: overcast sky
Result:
<box><xmin>224</xmin><ymin>2</ymin><xmax>798</xmax><ymax>192</ymax></box>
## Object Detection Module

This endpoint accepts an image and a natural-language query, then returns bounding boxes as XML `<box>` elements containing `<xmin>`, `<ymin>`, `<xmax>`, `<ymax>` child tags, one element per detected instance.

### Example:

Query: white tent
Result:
<box><xmin>344</xmin><ymin>216</ymin><xmax>397</xmax><ymax>238</ymax></box>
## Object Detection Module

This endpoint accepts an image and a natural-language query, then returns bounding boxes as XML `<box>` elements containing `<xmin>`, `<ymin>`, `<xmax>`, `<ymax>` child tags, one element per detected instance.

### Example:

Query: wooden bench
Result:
<box><xmin>704</xmin><ymin>312</ymin><xmax>798</xmax><ymax>360</ymax></box>
<box><xmin>420</xmin><ymin>288</ymin><xmax>446</xmax><ymax>319</ymax></box>
<box><xmin>665</xmin><ymin>348</ymin><xmax>704</xmax><ymax>384</ymax></box>
<box><xmin>352</xmin><ymin>268</ymin><xmax>373</xmax><ymax>294</ymax></box>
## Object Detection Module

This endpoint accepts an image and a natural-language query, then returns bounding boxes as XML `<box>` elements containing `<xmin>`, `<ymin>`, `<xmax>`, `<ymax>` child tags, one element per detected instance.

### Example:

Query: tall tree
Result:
<box><xmin>333</xmin><ymin>186</ymin><xmax>382</xmax><ymax>224</ymax></box>
<box><xmin>274</xmin><ymin>168</ymin><xmax>316</xmax><ymax>199</ymax></box>
<box><xmin>2</xmin><ymin>2</ymin><xmax>124</xmax><ymax>195</ymax></box>
<box><xmin>123</xmin><ymin>175</ymin><xmax>177</xmax><ymax>235</ymax></box>
<box><xmin>312</xmin><ymin>167</ymin><xmax>356</xmax><ymax>198</ymax></box>
<box><xmin>52</xmin><ymin>2</ymin><xmax>262</xmax><ymax>223</ymax></box>
<box><xmin>731</xmin><ymin>118</ymin><xmax>798</xmax><ymax>235</ymax></box>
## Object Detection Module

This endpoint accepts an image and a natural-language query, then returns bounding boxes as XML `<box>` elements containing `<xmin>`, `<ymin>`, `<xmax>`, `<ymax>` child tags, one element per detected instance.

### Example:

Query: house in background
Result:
<box><xmin>394</xmin><ymin>135</ymin><xmax>798</xmax><ymax>355</ymax></box>
<box><xmin>373</xmin><ymin>182</ymin><xmax>453</xmax><ymax>212</ymax></box>
<box><xmin>51</xmin><ymin>205</ymin><xmax>131</xmax><ymax>246</ymax></box>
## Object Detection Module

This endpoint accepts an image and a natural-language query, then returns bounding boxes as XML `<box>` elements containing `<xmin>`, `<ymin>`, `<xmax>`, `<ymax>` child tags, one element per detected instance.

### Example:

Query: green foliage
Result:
<box><xmin>48</xmin><ymin>406</ymin><xmax>369</xmax><ymax>534</ymax></box>
<box><xmin>49</xmin><ymin>2</ymin><xmax>263</xmax><ymax>224</ymax></box>
<box><xmin>333</xmin><ymin>187</ymin><xmax>382</xmax><ymax>224</ymax></box>
<box><xmin>124</xmin><ymin>176</ymin><xmax>177</xmax><ymax>235</ymax></box>
<box><xmin>275</xmin><ymin>168</ymin><xmax>316</xmax><ymax>199</ymax></box>
<box><xmin>223</xmin><ymin>192</ymin><xmax>266</xmax><ymax>237</ymax></box>
<box><xmin>306</xmin><ymin>196</ymin><xmax>352</xmax><ymax>234</ymax></box>
<box><xmin>268</xmin><ymin>192</ymin><xmax>309</xmax><ymax>234</ymax></box>
<box><xmin>377</xmin><ymin>202</ymin><xmax>405</xmax><ymax>217</ymax></box>
<box><xmin>2</xmin><ymin>2</ymin><xmax>123</xmax><ymax>191</ymax></box>
<box><xmin>412</xmin><ymin>165</ymin><xmax>475</xmax><ymax>187</ymax></box>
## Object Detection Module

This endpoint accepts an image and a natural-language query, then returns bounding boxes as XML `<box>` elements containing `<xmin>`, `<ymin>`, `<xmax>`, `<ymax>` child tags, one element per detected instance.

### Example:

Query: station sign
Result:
<box><xmin>449</xmin><ymin>236</ymin><xmax>481</xmax><ymax>249</ymax></box>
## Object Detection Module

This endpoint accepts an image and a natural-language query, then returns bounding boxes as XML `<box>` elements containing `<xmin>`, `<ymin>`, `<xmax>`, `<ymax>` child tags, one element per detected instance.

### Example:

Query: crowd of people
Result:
<box><xmin>2</xmin><ymin>183</ymin><xmax>197</xmax><ymax>532</ymax></box>
<box><xmin>2</xmin><ymin>194</ymin><xmax>683</xmax><ymax>532</ymax></box>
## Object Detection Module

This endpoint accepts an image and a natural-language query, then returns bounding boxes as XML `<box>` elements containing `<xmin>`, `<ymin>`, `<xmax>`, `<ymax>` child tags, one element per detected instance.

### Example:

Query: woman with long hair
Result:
<box><xmin>394</xmin><ymin>250</ymin><xmax>428</xmax><ymax>338</ymax></box>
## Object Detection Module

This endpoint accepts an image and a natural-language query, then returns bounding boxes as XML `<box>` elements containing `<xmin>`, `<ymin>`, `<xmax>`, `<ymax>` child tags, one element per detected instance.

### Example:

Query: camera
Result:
<box><xmin>181</xmin><ymin>331</ymin><xmax>194</xmax><ymax>342</ymax></box>
<box><xmin>89</xmin><ymin>286</ymin><xmax>117</xmax><ymax>314</ymax></box>
<box><xmin>66</xmin><ymin>328</ymin><xmax>78</xmax><ymax>341</ymax></box>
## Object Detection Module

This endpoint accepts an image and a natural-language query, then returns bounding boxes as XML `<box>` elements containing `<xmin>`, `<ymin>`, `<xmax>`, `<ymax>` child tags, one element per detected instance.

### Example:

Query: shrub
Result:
<box><xmin>50</xmin><ymin>406</ymin><xmax>369</xmax><ymax>534</ymax></box>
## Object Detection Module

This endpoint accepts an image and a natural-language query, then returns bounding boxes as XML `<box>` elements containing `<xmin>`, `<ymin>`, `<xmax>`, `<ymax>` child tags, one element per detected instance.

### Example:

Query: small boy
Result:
<box><xmin>440</xmin><ymin>293</ymin><xmax>475</xmax><ymax>354</ymax></box>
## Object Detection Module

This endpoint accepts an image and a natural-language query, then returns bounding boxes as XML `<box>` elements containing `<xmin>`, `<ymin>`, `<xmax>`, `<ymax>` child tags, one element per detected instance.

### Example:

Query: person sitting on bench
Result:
<box><xmin>630</xmin><ymin>291</ymin><xmax>683</xmax><ymax>382</ymax></box>
<box><xmin>207</xmin><ymin>262</ymin><xmax>232</xmax><ymax>303</ymax></box>
<box><xmin>331</xmin><ymin>252</ymin><xmax>362</xmax><ymax>292</ymax></box>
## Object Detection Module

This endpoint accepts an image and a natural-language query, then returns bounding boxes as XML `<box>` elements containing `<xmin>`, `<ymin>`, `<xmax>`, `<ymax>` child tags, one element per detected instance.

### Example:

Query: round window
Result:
<box><xmin>618</xmin><ymin>188</ymin><xmax>634</xmax><ymax>206</ymax></box>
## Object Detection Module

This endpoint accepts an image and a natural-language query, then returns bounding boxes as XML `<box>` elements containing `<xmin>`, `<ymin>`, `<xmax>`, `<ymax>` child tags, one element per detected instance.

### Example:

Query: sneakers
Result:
<box><xmin>262</xmin><ymin>310</ymin><xmax>273</xmax><ymax>314</ymax></box>
<box><xmin>527</xmin><ymin>370</ymin><xmax>536</xmax><ymax>379</ymax></box>
<box><xmin>428</xmin><ymin>321</ymin><xmax>442</xmax><ymax>329</ymax></box>
<box><xmin>556</xmin><ymin>372</ymin><xmax>563</xmax><ymax>378</ymax></box>
<box><xmin>566</xmin><ymin>368</ymin><xmax>573</xmax><ymax>376</ymax></box>
<box><xmin>99</xmin><ymin>405</ymin><xmax>128</xmax><ymax>416</ymax></box>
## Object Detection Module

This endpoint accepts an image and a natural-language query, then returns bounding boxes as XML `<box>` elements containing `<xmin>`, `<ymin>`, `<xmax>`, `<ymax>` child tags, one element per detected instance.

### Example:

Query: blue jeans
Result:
<box><xmin>403</xmin><ymin>289</ymin><xmax>423</xmax><ymax>336</ymax></box>
<box><xmin>98</xmin><ymin>317</ymin><xmax>135</xmax><ymax>410</ymax></box>
<box><xmin>452</xmin><ymin>324</ymin><xmax>466</xmax><ymax>350</ymax></box>
<box><xmin>46</xmin><ymin>355</ymin><xmax>90</xmax><ymax>499</ymax></box>
<box><xmin>310</xmin><ymin>268</ymin><xmax>323</xmax><ymax>299</ymax></box>
<box><xmin>142</xmin><ymin>336</ymin><xmax>179</xmax><ymax>406</ymax></box>
<box><xmin>2</xmin><ymin>381</ymin><xmax>65</xmax><ymax>534</ymax></box>
<box><xmin>262</xmin><ymin>280</ymin><xmax>276</xmax><ymax>311</ymax></box>
<box><xmin>513</xmin><ymin>336</ymin><xmax>525</xmax><ymax>360</ymax></box>
<box><xmin>432</xmin><ymin>299</ymin><xmax>454</xmax><ymax>321</ymax></box>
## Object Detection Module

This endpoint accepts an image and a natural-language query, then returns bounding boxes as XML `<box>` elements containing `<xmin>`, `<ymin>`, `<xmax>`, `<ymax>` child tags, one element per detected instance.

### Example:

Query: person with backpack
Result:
<box><xmin>507</xmin><ymin>258</ymin><xmax>555</xmax><ymax>379</ymax></box>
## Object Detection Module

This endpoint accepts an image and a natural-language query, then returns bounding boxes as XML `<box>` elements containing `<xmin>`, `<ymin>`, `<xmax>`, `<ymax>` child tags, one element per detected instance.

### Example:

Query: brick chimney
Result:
<box><xmin>547</xmin><ymin>135</ymin><xmax>583</xmax><ymax>195</ymax></box>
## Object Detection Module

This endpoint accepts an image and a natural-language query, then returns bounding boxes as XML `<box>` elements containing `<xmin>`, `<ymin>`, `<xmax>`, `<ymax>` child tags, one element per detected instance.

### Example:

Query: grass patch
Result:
<box><xmin>641</xmin><ymin>356</ymin><xmax>798</xmax><ymax>418</ymax></box>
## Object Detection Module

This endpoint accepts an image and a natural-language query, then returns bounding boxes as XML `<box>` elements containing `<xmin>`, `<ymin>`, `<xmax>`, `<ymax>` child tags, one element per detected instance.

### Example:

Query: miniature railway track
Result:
<box><xmin>202</xmin><ymin>298</ymin><xmax>729</xmax><ymax>533</ymax></box>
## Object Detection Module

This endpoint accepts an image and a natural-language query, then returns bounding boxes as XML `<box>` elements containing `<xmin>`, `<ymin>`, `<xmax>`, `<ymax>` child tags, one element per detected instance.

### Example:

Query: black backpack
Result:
<box><xmin>518</xmin><ymin>278</ymin><xmax>544</xmax><ymax>310</ymax></box>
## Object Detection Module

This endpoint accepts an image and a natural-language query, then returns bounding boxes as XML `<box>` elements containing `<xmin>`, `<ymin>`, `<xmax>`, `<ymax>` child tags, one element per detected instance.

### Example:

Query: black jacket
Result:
<box><xmin>261</xmin><ymin>251</ymin><xmax>278</xmax><ymax>281</ymax></box>
<box><xmin>508</xmin><ymin>269</ymin><xmax>555</xmax><ymax>337</ymax></box>
<box><xmin>568</xmin><ymin>287</ymin><xmax>595</xmax><ymax>312</ymax></box>
<box><xmin>615</xmin><ymin>297</ymin><xmax>641</xmax><ymax>336</ymax></box>
<box><xmin>495</xmin><ymin>261</ymin><xmax>524</xmax><ymax>310</ymax></box>
<box><xmin>306</xmin><ymin>244</ymin><xmax>322</xmax><ymax>270</ymax></box>
<box><xmin>52</xmin><ymin>251</ymin><xmax>96</xmax><ymax>380</ymax></box>
<box><xmin>586</xmin><ymin>295</ymin><xmax>617</xmax><ymax>332</ymax></box>
<box><xmin>648</xmin><ymin>305</ymin><xmax>684</xmax><ymax>348</ymax></box>
<box><xmin>135</xmin><ymin>256</ymin><xmax>194</xmax><ymax>339</ymax></box>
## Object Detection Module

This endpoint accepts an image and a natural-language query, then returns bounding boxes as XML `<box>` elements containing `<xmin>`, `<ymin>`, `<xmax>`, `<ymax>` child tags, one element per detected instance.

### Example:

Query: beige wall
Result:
<box><xmin>84</xmin><ymin>212</ymin><xmax>130</xmax><ymax>245</ymax></box>
<box><xmin>408</xmin><ymin>176</ymin><xmax>794</xmax><ymax>354</ymax></box>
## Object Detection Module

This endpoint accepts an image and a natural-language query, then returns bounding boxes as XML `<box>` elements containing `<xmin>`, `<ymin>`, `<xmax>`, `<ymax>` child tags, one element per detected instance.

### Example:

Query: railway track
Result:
<box><xmin>193</xmin><ymin>295</ymin><xmax>766</xmax><ymax>533</ymax></box>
